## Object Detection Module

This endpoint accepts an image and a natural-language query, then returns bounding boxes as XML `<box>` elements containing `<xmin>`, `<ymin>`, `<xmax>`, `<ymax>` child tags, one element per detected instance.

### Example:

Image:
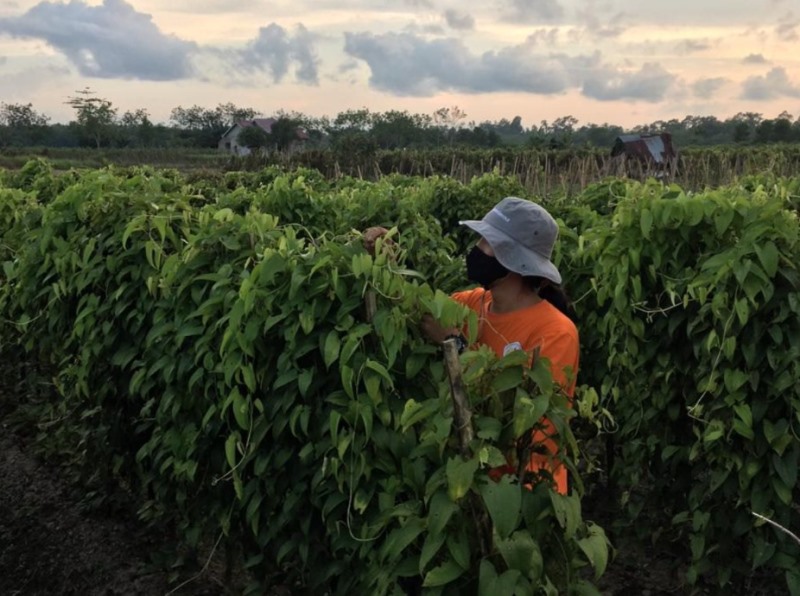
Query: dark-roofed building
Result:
<box><xmin>611</xmin><ymin>132</ymin><xmax>677</xmax><ymax>177</ymax></box>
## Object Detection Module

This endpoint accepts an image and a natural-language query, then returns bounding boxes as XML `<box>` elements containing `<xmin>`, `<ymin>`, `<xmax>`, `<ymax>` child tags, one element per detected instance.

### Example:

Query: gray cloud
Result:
<box><xmin>741</xmin><ymin>67</ymin><xmax>800</xmax><ymax>100</ymax></box>
<box><xmin>344</xmin><ymin>32</ymin><xmax>569</xmax><ymax>95</ymax></box>
<box><xmin>691</xmin><ymin>77</ymin><xmax>728</xmax><ymax>99</ymax></box>
<box><xmin>344</xmin><ymin>31</ymin><xmax>675</xmax><ymax>102</ymax></box>
<box><xmin>575</xmin><ymin>9</ymin><xmax>627</xmax><ymax>39</ymax></box>
<box><xmin>776</xmin><ymin>15</ymin><xmax>798</xmax><ymax>41</ymax></box>
<box><xmin>581</xmin><ymin>62</ymin><xmax>676</xmax><ymax>102</ymax></box>
<box><xmin>443</xmin><ymin>9</ymin><xmax>475</xmax><ymax>30</ymax></box>
<box><xmin>676</xmin><ymin>39</ymin><xmax>712</xmax><ymax>54</ymax></box>
<box><xmin>526</xmin><ymin>28</ymin><xmax>560</xmax><ymax>47</ymax></box>
<box><xmin>0</xmin><ymin>0</ymin><xmax>196</xmax><ymax>80</ymax></box>
<box><xmin>236</xmin><ymin>24</ymin><xmax>320</xmax><ymax>84</ymax></box>
<box><xmin>742</xmin><ymin>53</ymin><xmax>768</xmax><ymax>64</ymax></box>
<box><xmin>500</xmin><ymin>0</ymin><xmax>564</xmax><ymax>23</ymax></box>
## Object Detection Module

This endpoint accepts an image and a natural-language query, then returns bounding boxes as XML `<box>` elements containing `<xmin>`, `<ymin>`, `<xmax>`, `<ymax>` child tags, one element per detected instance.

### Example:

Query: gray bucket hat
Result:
<box><xmin>460</xmin><ymin>197</ymin><xmax>562</xmax><ymax>284</ymax></box>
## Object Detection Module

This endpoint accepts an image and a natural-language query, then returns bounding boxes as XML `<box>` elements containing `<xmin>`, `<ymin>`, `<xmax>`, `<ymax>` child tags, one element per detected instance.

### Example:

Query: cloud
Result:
<box><xmin>742</xmin><ymin>53</ymin><xmax>768</xmax><ymax>64</ymax></box>
<box><xmin>0</xmin><ymin>0</ymin><xmax>196</xmax><ymax>80</ymax></box>
<box><xmin>675</xmin><ymin>39</ymin><xmax>712</xmax><ymax>54</ymax></box>
<box><xmin>443</xmin><ymin>9</ymin><xmax>475</xmax><ymax>30</ymax></box>
<box><xmin>235</xmin><ymin>24</ymin><xmax>320</xmax><ymax>84</ymax></box>
<box><xmin>741</xmin><ymin>67</ymin><xmax>800</xmax><ymax>100</ymax></box>
<box><xmin>691</xmin><ymin>77</ymin><xmax>727</xmax><ymax>99</ymax></box>
<box><xmin>775</xmin><ymin>13</ymin><xmax>798</xmax><ymax>41</ymax></box>
<box><xmin>574</xmin><ymin>9</ymin><xmax>627</xmax><ymax>39</ymax></box>
<box><xmin>500</xmin><ymin>0</ymin><xmax>564</xmax><ymax>23</ymax></box>
<box><xmin>581</xmin><ymin>62</ymin><xmax>677</xmax><ymax>102</ymax></box>
<box><xmin>343</xmin><ymin>32</ymin><xmax>569</xmax><ymax>95</ymax></box>
<box><xmin>343</xmin><ymin>31</ymin><xmax>676</xmax><ymax>102</ymax></box>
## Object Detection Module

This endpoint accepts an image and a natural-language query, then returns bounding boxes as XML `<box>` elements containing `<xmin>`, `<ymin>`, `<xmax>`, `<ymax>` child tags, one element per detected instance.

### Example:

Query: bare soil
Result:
<box><xmin>0</xmin><ymin>419</ymin><xmax>221</xmax><ymax>596</ymax></box>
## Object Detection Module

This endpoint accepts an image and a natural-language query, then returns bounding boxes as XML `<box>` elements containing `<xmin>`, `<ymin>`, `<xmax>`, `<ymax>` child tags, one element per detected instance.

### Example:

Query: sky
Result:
<box><xmin>0</xmin><ymin>0</ymin><xmax>798</xmax><ymax>129</ymax></box>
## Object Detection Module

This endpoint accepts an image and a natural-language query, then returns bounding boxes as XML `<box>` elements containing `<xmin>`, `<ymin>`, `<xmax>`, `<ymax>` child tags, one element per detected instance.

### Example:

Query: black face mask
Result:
<box><xmin>466</xmin><ymin>246</ymin><xmax>508</xmax><ymax>289</ymax></box>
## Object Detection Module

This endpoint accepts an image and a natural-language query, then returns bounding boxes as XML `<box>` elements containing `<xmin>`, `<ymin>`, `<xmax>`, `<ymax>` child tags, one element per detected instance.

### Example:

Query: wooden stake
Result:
<box><xmin>365</xmin><ymin>290</ymin><xmax>377</xmax><ymax>324</ymax></box>
<box><xmin>443</xmin><ymin>339</ymin><xmax>474</xmax><ymax>456</ymax></box>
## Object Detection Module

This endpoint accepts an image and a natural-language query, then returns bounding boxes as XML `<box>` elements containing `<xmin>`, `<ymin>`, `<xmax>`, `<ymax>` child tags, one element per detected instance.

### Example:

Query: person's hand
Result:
<box><xmin>421</xmin><ymin>314</ymin><xmax>459</xmax><ymax>345</ymax></box>
<box><xmin>363</xmin><ymin>226</ymin><xmax>392</xmax><ymax>256</ymax></box>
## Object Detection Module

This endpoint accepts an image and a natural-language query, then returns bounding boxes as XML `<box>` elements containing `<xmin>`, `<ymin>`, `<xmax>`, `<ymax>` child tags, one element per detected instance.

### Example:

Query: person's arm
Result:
<box><xmin>420</xmin><ymin>314</ymin><xmax>460</xmax><ymax>345</ymax></box>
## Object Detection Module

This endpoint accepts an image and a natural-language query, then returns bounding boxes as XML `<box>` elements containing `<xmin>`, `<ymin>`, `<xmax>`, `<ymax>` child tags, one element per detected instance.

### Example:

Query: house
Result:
<box><xmin>611</xmin><ymin>133</ymin><xmax>677</xmax><ymax>176</ymax></box>
<box><xmin>218</xmin><ymin>118</ymin><xmax>309</xmax><ymax>155</ymax></box>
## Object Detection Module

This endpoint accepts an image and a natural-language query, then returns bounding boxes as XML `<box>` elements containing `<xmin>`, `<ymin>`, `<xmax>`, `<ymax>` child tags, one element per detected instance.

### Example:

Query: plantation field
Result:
<box><xmin>1</xmin><ymin>160</ymin><xmax>799</xmax><ymax>594</ymax></box>
<box><xmin>3</xmin><ymin>144</ymin><xmax>800</xmax><ymax>196</ymax></box>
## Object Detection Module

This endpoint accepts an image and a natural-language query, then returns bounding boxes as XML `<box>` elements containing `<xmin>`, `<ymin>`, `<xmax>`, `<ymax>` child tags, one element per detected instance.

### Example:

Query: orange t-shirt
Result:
<box><xmin>452</xmin><ymin>287</ymin><xmax>579</xmax><ymax>494</ymax></box>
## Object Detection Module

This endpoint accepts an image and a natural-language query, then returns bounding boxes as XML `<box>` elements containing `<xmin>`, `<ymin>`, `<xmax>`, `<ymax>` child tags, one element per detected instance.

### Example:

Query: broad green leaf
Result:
<box><xmin>231</xmin><ymin>388</ymin><xmax>250</xmax><ymax>430</ymax></box>
<box><xmin>380</xmin><ymin>517</ymin><xmax>425</xmax><ymax>562</ymax></box>
<box><xmin>419</xmin><ymin>532</ymin><xmax>448</xmax><ymax>574</ymax></box>
<box><xmin>225</xmin><ymin>433</ymin><xmax>238</xmax><ymax>469</ymax></box>
<box><xmin>427</xmin><ymin>490</ymin><xmax>458</xmax><ymax>536</ymax></box>
<box><xmin>446</xmin><ymin>525</ymin><xmax>470</xmax><ymax>570</ymax></box>
<box><xmin>479</xmin><ymin>476</ymin><xmax>521</xmax><ymax>540</ymax></box>
<box><xmin>640</xmin><ymin>209</ymin><xmax>653</xmax><ymax>239</ymax></box>
<box><xmin>446</xmin><ymin>456</ymin><xmax>479</xmax><ymax>501</ymax></box>
<box><xmin>323</xmin><ymin>330</ymin><xmax>340</xmax><ymax>369</ymax></box>
<box><xmin>755</xmin><ymin>241</ymin><xmax>779</xmax><ymax>278</ymax></box>
<box><xmin>422</xmin><ymin>559</ymin><xmax>464</xmax><ymax>587</ymax></box>
<box><xmin>549</xmin><ymin>492</ymin><xmax>581</xmax><ymax>540</ymax></box>
<box><xmin>577</xmin><ymin>523</ymin><xmax>609</xmax><ymax>579</ymax></box>
<box><xmin>496</xmin><ymin>531</ymin><xmax>542</xmax><ymax>577</ymax></box>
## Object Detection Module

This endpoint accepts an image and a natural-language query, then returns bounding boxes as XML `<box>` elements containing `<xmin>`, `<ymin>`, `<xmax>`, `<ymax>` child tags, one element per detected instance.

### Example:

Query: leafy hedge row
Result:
<box><xmin>0</xmin><ymin>164</ymin><xmax>605</xmax><ymax>594</ymax></box>
<box><xmin>2</xmin><ymin>161</ymin><xmax>799</xmax><ymax>593</ymax></box>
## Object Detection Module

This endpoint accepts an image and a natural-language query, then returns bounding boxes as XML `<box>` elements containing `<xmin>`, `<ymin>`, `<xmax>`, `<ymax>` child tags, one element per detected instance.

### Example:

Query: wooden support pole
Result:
<box><xmin>442</xmin><ymin>338</ymin><xmax>474</xmax><ymax>457</ymax></box>
<box><xmin>365</xmin><ymin>290</ymin><xmax>377</xmax><ymax>324</ymax></box>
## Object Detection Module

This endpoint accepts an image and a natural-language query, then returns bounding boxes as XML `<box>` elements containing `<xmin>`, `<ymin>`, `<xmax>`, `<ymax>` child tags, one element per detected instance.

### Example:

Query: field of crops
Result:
<box><xmin>1</xmin><ymin>158</ymin><xmax>799</xmax><ymax>594</ymax></box>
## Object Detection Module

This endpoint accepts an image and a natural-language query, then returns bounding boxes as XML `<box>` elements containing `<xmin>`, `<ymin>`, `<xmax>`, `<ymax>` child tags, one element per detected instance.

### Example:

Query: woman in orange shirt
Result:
<box><xmin>421</xmin><ymin>197</ymin><xmax>578</xmax><ymax>494</ymax></box>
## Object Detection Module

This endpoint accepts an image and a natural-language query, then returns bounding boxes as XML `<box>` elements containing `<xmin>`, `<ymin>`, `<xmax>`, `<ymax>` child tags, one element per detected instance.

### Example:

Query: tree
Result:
<box><xmin>0</xmin><ymin>102</ymin><xmax>50</xmax><ymax>128</ymax></box>
<box><xmin>0</xmin><ymin>102</ymin><xmax>51</xmax><ymax>146</ymax></box>
<box><xmin>65</xmin><ymin>88</ymin><xmax>117</xmax><ymax>148</ymax></box>
<box><xmin>238</xmin><ymin>124</ymin><xmax>271</xmax><ymax>151</ymax></box>
<box><xmin>269</xmin><ymin>117</ymin><xmax>306</xmax><ymax>151</ymax></box>
<box><xmin>119</xmin><ymin>108</ymin><xmax>155</xmax><ymax>147</ymax></box>
<box><xmin>170</xmin><ymin>103</ymin><xmax>260</xmax><ymax>148</ymax></box>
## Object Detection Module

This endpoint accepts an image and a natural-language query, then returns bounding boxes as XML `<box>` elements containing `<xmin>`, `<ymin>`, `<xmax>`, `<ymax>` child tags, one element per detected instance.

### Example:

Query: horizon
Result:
<box><xmin>1</xmin><ymin>0</ymin><xmax>798</xmax><ymax>129</ymax></box>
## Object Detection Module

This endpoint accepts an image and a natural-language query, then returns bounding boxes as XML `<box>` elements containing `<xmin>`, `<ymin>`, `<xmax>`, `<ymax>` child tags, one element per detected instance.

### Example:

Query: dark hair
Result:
<box><xmin>524</xmin><ymin>276</ymin><xmax>576</xmax><ymax>321</ymax></box>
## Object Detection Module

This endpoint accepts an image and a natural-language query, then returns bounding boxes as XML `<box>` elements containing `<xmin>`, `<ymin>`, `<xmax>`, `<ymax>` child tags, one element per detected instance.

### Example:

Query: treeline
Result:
<box><xmin>2</xmin><ymin>89</ymin><xmax>800</xmax><ymax>151</ymax></box>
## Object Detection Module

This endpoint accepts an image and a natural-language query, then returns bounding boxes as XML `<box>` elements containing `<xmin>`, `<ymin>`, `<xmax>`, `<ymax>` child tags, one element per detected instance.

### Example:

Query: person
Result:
<box><xmin>421</xmin><ymin>196</ymin><xmax>578</xmax><ymax>495</ymax></box>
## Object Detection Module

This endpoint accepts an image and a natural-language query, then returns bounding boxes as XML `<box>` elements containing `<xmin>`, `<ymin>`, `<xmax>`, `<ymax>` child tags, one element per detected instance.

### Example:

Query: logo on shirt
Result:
<box><xmin>503</xmin><ymin>342</ymin><xmax>523</xmax><ymax>356</ymax></box>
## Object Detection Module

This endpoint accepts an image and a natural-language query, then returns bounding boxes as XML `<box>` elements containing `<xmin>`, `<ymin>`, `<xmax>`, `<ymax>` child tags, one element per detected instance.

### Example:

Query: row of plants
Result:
<box><xmin>1</xmin><ymin>161</ymin><xmax>799</xmax><ymax>593</ymax></box>
<box><xmin>0</xmin><ymin>165</ymin><xmax>606</xmax><ymax>594</ymax></box>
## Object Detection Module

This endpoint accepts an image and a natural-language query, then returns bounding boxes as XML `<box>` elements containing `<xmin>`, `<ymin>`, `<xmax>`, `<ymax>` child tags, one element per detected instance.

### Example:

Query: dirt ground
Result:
<box><xmin>0</xmin><ymin>419</ymin><xmax>223</xmax><ymax>596</ymax></box>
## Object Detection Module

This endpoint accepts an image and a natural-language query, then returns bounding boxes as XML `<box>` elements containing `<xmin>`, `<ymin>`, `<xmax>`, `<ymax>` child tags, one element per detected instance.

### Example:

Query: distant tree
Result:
<box><xmin>754</xmin><ymin>120</ymin><xmax>775</xmax><ymax>144</ymax></box>
<box><xmin>733</xmin><ymin>121</ymin><xmax>751</xmax><ymax>143</ymax></box>
<box><xmin>238</xmin><ymin>125</ymin><xmax>271</xmax><ymax>151</ymax></box>
<box><xmin>269</xmin><ymin>117</ymin><xmax>306</xmax><ymax>151</ymax></box>
<box><xmin>170</xmin><ymin>103</ymin><xmax>258</xmax><ymax>147</ymax></box>
<box><xmin>65</xmin><ymin>88</ymin><xmax>117</xmax><ymax>148</ymax></box>
<box><xmin>0</xmin><ymin>102</ymin><xmax>51</xmax><ymax>146</ymax></box>
<box><xmin>0</xmin><ymin>102</ymin><xmax>50</xmax><ymax>127</ymax></box>
<box><xmin>119</xmin><ymin>108</ymin><xmax>155</xmax><ymax>147</ymax></box>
